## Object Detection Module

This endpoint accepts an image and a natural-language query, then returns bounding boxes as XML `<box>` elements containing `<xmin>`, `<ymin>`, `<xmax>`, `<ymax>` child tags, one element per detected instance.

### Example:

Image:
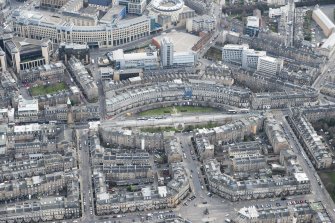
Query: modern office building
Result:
<box><xmin>99</xmin><ymin>6</ymin><xmax>127</xmax><ymax>25</ymax></box>
<box><xmin>160</xmin><ymin>37</ymin><xmax>174</xmax><ymax>67</ymax></box>
<box><xmin>2</xmin><ymin>36</ymin><xmax>51</xmax><ymax>73</ymax></box>
<box><xmin>173</xmin><ymin>51</ymin><xmax>196</xmax><ymax>67</ymax></box>
<box><xmin>108</xmin><ymin>49</ymin><xmax>159</xmax><ymax>70</ymax></box>
<box><xmin>222</xmin><ymin>44</ymin><xmax>249</xmax><ymax>65</ymax></box>
<box><xmin>12</xmin><ymin>10</ymin><xmax>153</xmax><ymax>48</ymax></box>
<box><xmin>223</xmin><ymin>44</ymin><xmax>282</xmax><ymax>74</ymax></box>
<box><xmin>119</xmin><ymin>0</ymin><xmax>147</xmax><ymax>15</ymax></box>
<box><xmin>245</xmin><ymin>16</ymin><xmax>260</xmax><ymax>37</ymax></box>
<box><xmin>241</xmin><ymin>49</ymin><xmax>266</xmax><ymax>70</ymax></box>
<box><xmin>160</xmin><ymin>36</ymin><xmax>196</xmax><ymax>67</ymax></box>
<box><xmin>148</xmin><ymin>0</ymin><xmax>186</xmax><ymax>23</ymax></box>
<box><xmin>257</xmin><ymin>56</ymin><xmax>283</xmax><ymax>75</ymax></box>
<box><xmin>58</xmin><ymin>42</ymin><xmax>90</xmax><ymax>64</ymax></box>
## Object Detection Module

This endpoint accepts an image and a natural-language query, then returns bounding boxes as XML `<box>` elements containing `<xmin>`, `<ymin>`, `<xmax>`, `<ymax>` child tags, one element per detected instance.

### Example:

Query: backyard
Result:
<box><xmin>30</xmin><ymin>82</ymin><xmax>67</xmax><ymax>96</ymax></box>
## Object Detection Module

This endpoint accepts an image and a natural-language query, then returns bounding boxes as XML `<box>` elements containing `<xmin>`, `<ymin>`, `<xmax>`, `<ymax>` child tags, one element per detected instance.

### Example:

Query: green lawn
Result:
<box><xmin>318</xmin><ymin>171</ymin><xmax>335</xmax><ymax>202</ymax></box>
<box><xmin>30</xmin><ymin>82</ymin><xmax>67</xmax><ymax>96</ymax></box>
<box><xmin>138</xmin><ymin>106</ymin><xmax>218</xmax><ymax>117</ymax></box>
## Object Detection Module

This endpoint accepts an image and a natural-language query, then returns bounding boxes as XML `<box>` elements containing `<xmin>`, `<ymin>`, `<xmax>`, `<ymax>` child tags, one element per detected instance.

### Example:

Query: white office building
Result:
<box><xmin>223</xmin><ymin>44</ymin><xmax>282</xmax><ymax>74</ymax></box>
<box><xmin>173</xmin><ymin>52</ymin><xmax>196</xmax><ymax>67</ymax></box>
<box><xmin>222</xmin><ymin>44</ymin><xmax>249</xmax><ymax>65</ymax></box>
<box><xmin>100</xmin><ymin>67</ymin><xmax>114</xmax><ymax>80</ymax></box>
<box><xmin>109</xmin><ymin>49</ymin><xmax>159</xmax><ymax>70</ymax></box>
<box><xmin>246</xmin><ymin>16</ymin><xmax>260</xmax><ymax>29</ymax></box>
<box><xmin>257</xmin><ymin>56</ymin><xmax>283</xmax><ymax>75</ymax></box>
<box><xmin>159</xmin><ymin>36</ymin><xmax>197</xmax><ymax>67</ymax></box>
<box><xmin>242</xmin><ymin>49</ymin><xmax>266</xmax><ymax>70</ymax></box>
<box><xmin>160</xmin><ymin>37</ymin><xmax>174</xmax><ymax>67</ymax></box>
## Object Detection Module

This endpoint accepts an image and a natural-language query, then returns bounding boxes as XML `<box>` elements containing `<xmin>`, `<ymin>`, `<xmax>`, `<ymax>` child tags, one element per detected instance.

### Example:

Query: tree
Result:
<box><xmin>127</xmin><ymin>185</ymin><xmax>135</xmax><ymax>192</ymax></box>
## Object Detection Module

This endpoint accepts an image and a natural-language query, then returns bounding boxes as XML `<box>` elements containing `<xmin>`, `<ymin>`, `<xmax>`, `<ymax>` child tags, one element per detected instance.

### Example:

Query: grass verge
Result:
<box><xmin>138</xmin><ymin>106</ymin><xmax>218</xmax><ymax>117</ymax></box>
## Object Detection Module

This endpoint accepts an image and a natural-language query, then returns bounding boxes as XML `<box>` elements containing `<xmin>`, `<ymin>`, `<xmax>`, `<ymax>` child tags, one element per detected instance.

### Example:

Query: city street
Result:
<box><xmin>77</xmin><ymin>129</ymin><xmax>95</xmax><ymax>223</ymax></box>
<box><xmin>101</xmin><ymin>113</ymin><xmax>252</xmax><ymax>128</ymax></box>
<box><xmin>279</xmin><ymin>113</ymin><xmax>335</xmax><ymax>220</ymax></box>
<box><xmin>2</xmin><ymin>0</ymin><xmax>335</xmax><ymax>222</ymax></box>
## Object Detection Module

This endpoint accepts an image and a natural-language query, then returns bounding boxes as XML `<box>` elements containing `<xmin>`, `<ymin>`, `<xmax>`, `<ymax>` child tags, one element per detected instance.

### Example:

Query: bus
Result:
<box><xmin>228</xmin><ymin>110</ymin><xmax>237</xmax><ymax>114</ymax></box>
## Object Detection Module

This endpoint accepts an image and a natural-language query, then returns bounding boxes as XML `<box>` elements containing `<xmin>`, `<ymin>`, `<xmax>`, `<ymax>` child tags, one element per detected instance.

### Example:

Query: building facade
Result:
<box><xmin>13</xmin><ymin>10</ymin><xmax>153</xmax><ymax>48</ymax></box>
<box><xmin>257</xmin><ymin>56</ymin><xmax>283</xmax><ymax>75</ymax></box>
<box><xmin>108</xmin><ymin>49</ymin><xmax>159</xmax><ymax>70</ymax></box>
<box><xmin>160</xmin><ymin>37</ymin><xmax>174</xmax><ymax>67</ymax></box>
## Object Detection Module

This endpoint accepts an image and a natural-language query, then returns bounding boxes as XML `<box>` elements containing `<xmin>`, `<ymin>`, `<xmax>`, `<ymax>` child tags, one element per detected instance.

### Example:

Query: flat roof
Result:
<box><xmin>18</xmin><ymin>96</ymin><xmax>39</xmax><ymax>112</ymax></box>
<box><xmin>223</xmin><ymin>44</ymin><xmax>249</xmax><ymax>50</ymax></box>
<box><xmin>124</xmin><ymin>52</ymin><xmax>158</xmax><ymax>60</ymax></box>
<box><xmin>16</xmin><ymin>10</ymin><xmax>64</xmax><ymax>26</ymax></box>
<box><xmin>322</xmin><ymin>32</ymin><xmax>335</xmax><ymax>49</ymax></box>
<box><xmin>259</xmin><ymin>55</ymin><xmax>277</xmax><ymax>63</ymax></box>
<box><xmin>293</xmin><ymin>172</ymin><xmax>309</xmax><ymax>182</ymax></box>
<box><xmin>313</xmin><ymin>8</ymin><xmax>335</xmax><ymax>31</ymax></box>
<box><xmin>244</xmin><ymin>49</ymin><xmax>266</xmax><ymax>57</ymax></box>
<box><xmin>153</xmin><ymin>30</ymin><xmax>200</xmax><ymax>52</ymax></box>
<box><xmin>99</xmin><ymin>5</ymin><xmax>126</xmax><ymax>24</ymax></box>
<box><xmin>14</xmin><ymin>123</ymin><xmax>40</xmax><ymax>133</ymax></box>
<box><xmin>247</xmin><ymin>16</ymin><xmax>260</xmax><ymax>28</ymax></box>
